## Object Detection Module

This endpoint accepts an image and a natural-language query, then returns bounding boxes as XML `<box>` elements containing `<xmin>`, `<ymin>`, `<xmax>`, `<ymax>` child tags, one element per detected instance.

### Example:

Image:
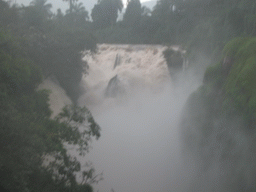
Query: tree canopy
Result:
<box><xmin>91</xmin><ymin>0</ymin><xmax>123</xmax><ymax>29</ymax></box>
<box><xmin>92</xmin><ymin>0</ymin><xmax>256</xmax><ymax>58</ymax></box>
<box><xmin>0</xmin><ymin>0</ymin><xmax>100</xmax><ymax>191</ymax></box>
<box><xmin>123</xmin><ymin>0</ymin><xmax>142</xmax><ymax>27</ymax></box>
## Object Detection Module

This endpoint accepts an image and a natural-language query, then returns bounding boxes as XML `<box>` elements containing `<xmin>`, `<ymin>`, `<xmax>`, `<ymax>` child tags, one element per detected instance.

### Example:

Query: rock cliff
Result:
<box><xmin>180</xmin><ymin>37</ymin><xmax>256</xmax><ymax>191</ymax></box>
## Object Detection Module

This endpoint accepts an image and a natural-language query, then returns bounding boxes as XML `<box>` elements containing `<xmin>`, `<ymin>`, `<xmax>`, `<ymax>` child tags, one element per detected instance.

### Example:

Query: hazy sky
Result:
<box><xmin>12</xmin><ymin>0</ymin><xmax>153</xmax><ymax>13</ymax></box>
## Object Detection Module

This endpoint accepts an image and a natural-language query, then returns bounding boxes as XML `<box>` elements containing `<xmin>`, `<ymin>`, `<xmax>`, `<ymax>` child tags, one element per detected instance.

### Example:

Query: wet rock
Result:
<box><xmin>163</xmin><ymin>47</ymin><xmax>186</xmax><ymax>81</ymax></box>
<box><xmin>105</xmin><ymin>75</ymin><xmax>125</xmax><ymax>97</ymax></box>
<box><xmin>163</xmin><ymin>48</ymin><xmax>184</xmax><ymax>71</ymax></box>
<box><xmin>113</xmin><ymin>54</ymin><xmax>121</xmax><ymax>69</ymax></box>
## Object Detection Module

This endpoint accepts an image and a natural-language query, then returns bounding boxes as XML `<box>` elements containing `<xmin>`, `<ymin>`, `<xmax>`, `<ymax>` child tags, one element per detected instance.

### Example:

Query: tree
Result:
<box><xmin>30</xmin><ymin>0</ymin><xmax>52</xmax><ymax>19</ymax></box>
<box><xmin>64</xmin><ymin>2</ymin><xmax>89</xmax><ymax>27</ymax></box>
<box><xmin>91</xmin><ymin>0</ymin><xmax>123</xmax><ymax>29</ymax></box>
<box><xmin>0</xmin><ymin>0</ymin><xmax>18</xmax><ymax>26</ymax></box>
<box><xmin>0</xmin><ymin>2</ymin><xmax>100</xmax><ymax>191</ymax></box>
<box><xmin>152</xmin><ymin>0</ymin><xmax>173</xmax><ymax>23</ymax></box>
<box><xmin>21</xmin><ymin>0</ymin><xmax>53</xmax><ymax>28</ymax></box>
<box><xmin>63</xmin><ymin>0</ymin><xmax>79</xmax><ymax>13</ymax></box>
<box><xmin>123</xmin><ymin>0</ymin><xmax>142</xmax><ymax>27</ymax></box>
<box><xmin>0</xmin><ymin>27</ymin><xmax>100</xmax><ymax>191</ymax></box>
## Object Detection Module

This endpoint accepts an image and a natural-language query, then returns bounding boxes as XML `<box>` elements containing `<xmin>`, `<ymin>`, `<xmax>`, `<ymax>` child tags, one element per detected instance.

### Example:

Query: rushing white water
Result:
<box><xmin>79</xmin><ymin>44</ymin><xmax>170</xmax><ymax>113</ymax></box>
<box><xmin>78</xmin><ymin>44</ymin><xmax>200</xmax><ymax>192</ymax></box>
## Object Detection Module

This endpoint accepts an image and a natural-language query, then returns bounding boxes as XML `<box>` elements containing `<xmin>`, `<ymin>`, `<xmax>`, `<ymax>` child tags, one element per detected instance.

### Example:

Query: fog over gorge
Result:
<box><xmin>76</xmin><ymin>44</ymin><xmax>202</xmax><ymax>192</ymax></box>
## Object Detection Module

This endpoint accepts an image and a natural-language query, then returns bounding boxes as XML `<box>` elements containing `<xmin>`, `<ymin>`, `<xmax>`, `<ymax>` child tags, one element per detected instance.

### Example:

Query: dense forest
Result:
<box><xmin>92</xmin><ymin>0</ymin><xmax>256</xmax><ymax>58</ymax></box>
<box><xmin>0</xmin><ymin>0</ymin><xmax>100</xmax><ymax>191</ymax></box>
<box><xmin>1</xmin><ymin>0</ymin><xmax>256</xmax><ymax>191</ymax></box>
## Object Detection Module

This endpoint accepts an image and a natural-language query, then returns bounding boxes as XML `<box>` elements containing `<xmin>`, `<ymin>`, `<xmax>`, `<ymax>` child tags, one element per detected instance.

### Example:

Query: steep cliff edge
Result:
<box><xmin>180</xmin><ymin>37</ymin><xmax>256</xmax><ymax>191</ymax></box>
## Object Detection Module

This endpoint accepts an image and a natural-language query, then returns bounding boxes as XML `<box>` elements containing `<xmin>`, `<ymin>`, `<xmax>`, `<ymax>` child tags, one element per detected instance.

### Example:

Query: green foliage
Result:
<box><xmin>123</xmin><ymin>0</ymin><xmax>142</xmax><ymax>27</ymax></box>
<box><xmin>22</xmin><ymin>25</ymin><xmax>96</xmax><ymax>101</ymax></box>
<box><xmin>203</xmin><ymin>61</ymin><xmax>223</xmax><ymax>88</ymax></box>
<box><xmin>197</xmin><ymin>37</ymin><xmax>256</xmax><ymax>127</ymax></box>
<box><xmin>0</xmin><ymin>29</ymin><xmax>50</xmax><ymax>191</ymax></box>
<box><xmin>92</xmin><ymin>0</ymin><xmax>256</xmax><ymax>52</ymax></box>
<box><xmin>0</xmin><ymin>2</ymin><xmax>100</xmax><ymax>191</ymax></box>
<box><xmin>56</xmin><ymin>105</ymin><xmax>100</xmax><ymax>155</ymax></box>
<box><xmin>222</xmin><ymin>37</ymin><xmax>256</xmax><ymax>125</ymax></box>
<box><xmin>94</xmin><ymin>24</ymin><xmax>142</xmax><ymax>44</ymax></box>
<box><xmin>21</xmin><ymin>0</ymin><xmax>53</xmax><ymax>29</ymax></box>
<box><xmin>30</xmin><ymin>0</ymin><xmax>53</xmax><ymax>18</ymax></box>
<box><xmin>0</xmin><ymin>1</ymin><xmax>18</xmax><ymax>27</ymax></box>
<box><xmin>151</xmin><ymin>0</ymin><xmax>174</xmax><ymax>24</ymax></box>
<box><xmin>91</xmin><ymin>0</ymin><xmax>123</xmax><ymax>29</ymax></box>
<box><xmin>181</xmin><ymin>34</ymin><xmax>256</xmax><ymax>191</ymax></box>
<box><xmin>0</xmin><ymin>29</ymin><xmax>42</xmax><ymax>95</ymax></box>
<box><xmin>0</xmin><ymin>53</ymin><xmax>99</xmax><ymax>190</ymax></box>
<box><xmin>8</xmin><ymin>0</ymin><xmax>97</xmax><ymax>102</ymax></box>
<box><xmin>222</xmin><ymin>37</ymin><xmax>247</xmax><ymax>57</ymax></box>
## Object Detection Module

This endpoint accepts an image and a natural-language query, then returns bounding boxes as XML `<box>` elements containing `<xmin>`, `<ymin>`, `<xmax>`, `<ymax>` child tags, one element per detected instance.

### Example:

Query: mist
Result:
<box><xmin>85</xmin><ymin>86</ymin><xmax>183</xmax><ymax>192</ymax></box>
<box><xmin>77</xmin><ymin>44</ymin><xmax>203</xmax><ymax>192</ymax></box>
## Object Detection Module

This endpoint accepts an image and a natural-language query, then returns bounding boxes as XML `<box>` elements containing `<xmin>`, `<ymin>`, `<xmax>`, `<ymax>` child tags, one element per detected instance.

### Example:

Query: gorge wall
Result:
<box><xmin>180</xmin><ymin>37</ymin><xmax>256</xmax><ymax>191</ymax></box>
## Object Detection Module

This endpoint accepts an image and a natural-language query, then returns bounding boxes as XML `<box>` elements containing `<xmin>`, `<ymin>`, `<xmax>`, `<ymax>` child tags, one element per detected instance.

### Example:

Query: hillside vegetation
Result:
<box><xmin>0</xmin><ymin>0</ymin><xmax>100</xmax><ymax>191</ymax></box>
<box><xmin>180</xmin><ymin>37</ymin><xmax>256</xmax><ymax>191</ymax></box>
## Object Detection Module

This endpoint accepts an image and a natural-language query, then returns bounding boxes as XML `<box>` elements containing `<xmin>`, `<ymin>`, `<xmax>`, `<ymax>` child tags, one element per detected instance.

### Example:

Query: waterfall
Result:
<box><xmin>38</xmin><ymin>78</ymin><xmax>72</xmax><ymax>118</ymax></box>
<box><xmin>79</xmin><ymin>44</ymin><xmax>170</xmax><ymax>108</ymax></box>
<box><xmin>78</xmin><ymin>44</ymin><xmax>200</xmax><ymax>192</ymax></box>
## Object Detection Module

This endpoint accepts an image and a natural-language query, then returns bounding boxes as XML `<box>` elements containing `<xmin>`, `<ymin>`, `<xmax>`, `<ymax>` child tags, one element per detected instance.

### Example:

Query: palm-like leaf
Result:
<box><xmin>73</xmin><ymin>2</ymin><xmax>85</xmax><ymax>13</ymax></box>
<box><xmin>30</xmin><ymin>0</ymin><xmax>52</xmax><ymax>17</ymax></box>
<box><xmin>73</xmin><ymin>2</ymin><xmax>89</xmax><ymax>20</ymax></box>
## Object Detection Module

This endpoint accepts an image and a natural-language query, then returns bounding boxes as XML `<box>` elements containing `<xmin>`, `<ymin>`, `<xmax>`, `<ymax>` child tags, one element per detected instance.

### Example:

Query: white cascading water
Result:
<box><xmin>79</xmin><ymin>44</ymin><xmax>170</xmax><ymax>113</ymax></box>
<box><xmin>77</xmin><ymin>44</ymin><xmax>200</xmax><ymax>192</ymax></box>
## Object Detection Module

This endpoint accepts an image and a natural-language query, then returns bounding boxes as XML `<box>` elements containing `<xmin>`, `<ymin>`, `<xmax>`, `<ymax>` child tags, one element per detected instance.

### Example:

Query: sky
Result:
<box><xmin>11</xmin><ymin>0</ymin><xmax>155</xmax><ymax>13</ymax></box>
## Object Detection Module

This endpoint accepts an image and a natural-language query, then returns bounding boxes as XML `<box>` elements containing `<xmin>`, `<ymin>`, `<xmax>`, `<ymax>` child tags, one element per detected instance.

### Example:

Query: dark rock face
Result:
<box><xmin>163</xmin><ymin>49</ymin><xmax>184</xmax><ymax>71</ymax></box>
<box><xmin>163</xmin><ymin>48</ymin><xmax>185</xmax><ymax>81</ymax></box>
<box><xmin>113</xmin><ymin>54</ymin><xmax>121</xmax><ymax>69</ymax></box>
<box><xmin>105</xmin><ymin>75</ymin><xmax>125</xmax><ymax>97</ymax></box>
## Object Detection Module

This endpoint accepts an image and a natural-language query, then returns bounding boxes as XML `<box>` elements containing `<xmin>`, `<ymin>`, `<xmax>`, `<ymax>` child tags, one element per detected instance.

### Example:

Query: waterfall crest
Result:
<box><xmin>79</xmin><ymin>44</ymin><xmax>171</xmax><ymax>112</ymax></box>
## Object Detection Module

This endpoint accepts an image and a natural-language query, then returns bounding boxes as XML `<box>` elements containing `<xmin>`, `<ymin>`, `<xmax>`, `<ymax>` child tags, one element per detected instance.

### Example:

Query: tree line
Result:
<box><xmin>91</xmin><ymin>0</ymin><xmax>256</xmax><ymax>59</ymax></box>
<box><xmin>0</xmin><ymin>0</ymin><xmax>101</xmax><ymax>191</ymax></box>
